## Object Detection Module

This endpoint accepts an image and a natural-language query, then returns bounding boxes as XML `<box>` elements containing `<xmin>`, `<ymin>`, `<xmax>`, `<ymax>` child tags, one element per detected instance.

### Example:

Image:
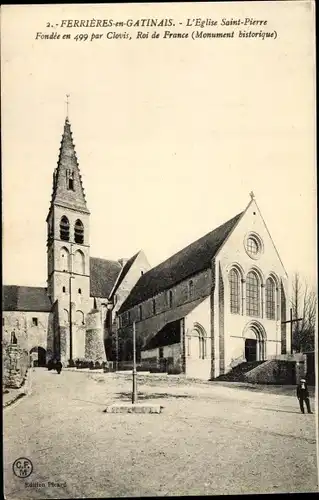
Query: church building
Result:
<box><xmin>117</xmin><ymin>197</ymin><xmax>290</xmax><ymax>380</ymax></box>
<box><xmin>2</xmin><ymin>115</ymin><xmax>150</xmax><ymax>365</ymax></box>
<box><xmin>3</xmin><ymin>112</ymin><xmax>290</xmax><ymax>381</ymax></box>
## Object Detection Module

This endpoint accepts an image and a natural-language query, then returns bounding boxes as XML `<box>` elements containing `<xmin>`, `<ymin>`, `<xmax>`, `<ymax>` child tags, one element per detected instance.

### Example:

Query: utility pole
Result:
<box><xmin>132</xmin><ymin>321</ymin><xmax>137</xmax><ymax>404</ymax></box>
<box><xmin>281</xmin><ymin>307</ymin><xmax>303</xmax><ymax>354</ymax></box>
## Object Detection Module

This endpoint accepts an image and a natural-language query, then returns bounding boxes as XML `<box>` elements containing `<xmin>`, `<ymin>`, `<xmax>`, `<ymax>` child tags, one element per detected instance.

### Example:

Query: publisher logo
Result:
<box><xmin>13</xmin><ymin>458</ymin><xmax>33</xmax><ymax>478</ymax></box>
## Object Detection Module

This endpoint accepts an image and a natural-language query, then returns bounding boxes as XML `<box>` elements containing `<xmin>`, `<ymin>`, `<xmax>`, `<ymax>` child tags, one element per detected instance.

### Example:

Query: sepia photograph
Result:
<box><xmin>1</xmin><ymin>1</ymin><xmax>317</xmax><ymax>497</ymax></box>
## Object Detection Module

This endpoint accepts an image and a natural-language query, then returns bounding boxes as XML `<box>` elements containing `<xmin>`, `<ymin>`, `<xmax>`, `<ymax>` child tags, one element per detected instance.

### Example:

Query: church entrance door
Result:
<box><xmin>30</xmin><ymin>346</ymin><xmax>47</xmax><ymax>367</ymax></box>
<box><xmin>245</xmin><ymin>339</ymin><xmax>257</xmax><ymax>362</ymax></box>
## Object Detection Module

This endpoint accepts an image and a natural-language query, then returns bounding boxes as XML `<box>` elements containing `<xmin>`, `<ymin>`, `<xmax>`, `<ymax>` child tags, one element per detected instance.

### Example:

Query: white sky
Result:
<box><xmin>1</xmin><ymin>2</ymin><xmax>316</xmax><ymax>289</ymax></box>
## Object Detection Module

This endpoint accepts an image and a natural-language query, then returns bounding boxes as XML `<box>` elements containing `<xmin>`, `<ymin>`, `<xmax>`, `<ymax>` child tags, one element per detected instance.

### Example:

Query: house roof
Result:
<box><xmin>89</xmin><ymin>257</ymin><xmax>122</xmax><ymax>298</ymax></box>
<box><xmin>2</xmin><ymin>285</ymin><xmax>52</xmax><ymax>312</ymax></box>
<box><xmin>119</xmin><ymin>211</ymin><xmax>243</xmax><ymax>313</ymax></box>
<box><xmin>141</xmin><ymin>297</ymin><xmax>207</xmax><ymax>350</ymax></box>
<box><xmin>109</xmin><ymin>251</ymin><xmax>140</xmax><ymax>299</ymax></box>
<box><xmin>142</xmin><ymin>319</ymin><xmax>181</xmax><ymax>350</ymax></box>
<box><xmin>3</xmin><ymin>257</ymin><xmax>124</xmax><ymax>310</ymax></box>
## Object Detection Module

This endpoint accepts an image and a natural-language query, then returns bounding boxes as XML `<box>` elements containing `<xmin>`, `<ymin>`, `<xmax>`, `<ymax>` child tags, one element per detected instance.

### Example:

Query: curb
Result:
<box><xmin>3</xmin><ymin>369</ymin><xmax>33</xmax><ymax>409</ymax></box>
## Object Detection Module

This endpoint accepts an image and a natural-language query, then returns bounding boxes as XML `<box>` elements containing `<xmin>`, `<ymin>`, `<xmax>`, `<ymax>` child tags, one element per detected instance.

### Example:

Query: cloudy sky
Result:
<box><xmin>2</xmin><ymin>2</ymin><xmax>316</xmax><ymax>289</ymax></box>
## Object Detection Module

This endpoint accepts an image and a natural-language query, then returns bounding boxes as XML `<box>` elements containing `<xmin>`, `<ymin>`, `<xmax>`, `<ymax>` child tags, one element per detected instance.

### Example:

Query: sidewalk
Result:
<box><xmin>3</xmin><ymin>368</ymin><xmax>33</xmax><ymax>408</ymax></box>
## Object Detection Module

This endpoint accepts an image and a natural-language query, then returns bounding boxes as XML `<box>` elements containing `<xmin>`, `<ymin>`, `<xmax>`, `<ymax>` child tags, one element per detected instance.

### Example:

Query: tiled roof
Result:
<box><xmin>47</xmin><ymin>118</ymin><xmax>89</xmax><ymax>219</ymax></box>
<box><xmin>109</xmin><ymin>252</ymin><xmax>140</xmax><ymax>299</ymax></box>
<box><xmin>141</xmin><ymin>297</ymin><xmax>207</xmax><ymax>350</ymax></box>
<box><xmin>142</xmin><ymin>319</ymin><xmax>181</xmax><ymax>350</ymax></box>
<box><xmin>119</xmin><ymin>212</ymin><xmax>243</xmax><ymax>312</ymax></box>
<box><xmin>90</xmin><ymin>257</ymin><xmax>122</xmax><ymax>298</ymax></box>
<box><xmin>2</xmin><ymin>286</ymin><xmax>52</xmax><ymax>312</ymax></box>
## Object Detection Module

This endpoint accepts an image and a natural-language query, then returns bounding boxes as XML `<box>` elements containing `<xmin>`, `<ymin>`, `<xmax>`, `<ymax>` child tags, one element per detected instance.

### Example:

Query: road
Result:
<box><xmin>3</xmin><ymin>368</ymin><xmax>318</xmax><ymax>498</ymax></box>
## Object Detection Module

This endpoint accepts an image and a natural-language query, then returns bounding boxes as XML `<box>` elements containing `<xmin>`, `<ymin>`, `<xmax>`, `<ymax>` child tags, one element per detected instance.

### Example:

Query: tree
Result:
<box><xmin>291</xmin><ymin>273</ymin><xmax>317</xmax><ymax>352</ymax></box>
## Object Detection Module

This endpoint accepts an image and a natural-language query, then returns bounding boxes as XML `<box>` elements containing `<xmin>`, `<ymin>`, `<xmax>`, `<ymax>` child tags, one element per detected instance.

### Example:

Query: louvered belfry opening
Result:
<box><xmin>60</xmin><ymin>216</ymin><xmax>70</xmax><ymax>241</ymax></box>
<box><xmin>74</xmin><ymin>219</ymin><xmax>84</xmax><ymax>244</ymax></box>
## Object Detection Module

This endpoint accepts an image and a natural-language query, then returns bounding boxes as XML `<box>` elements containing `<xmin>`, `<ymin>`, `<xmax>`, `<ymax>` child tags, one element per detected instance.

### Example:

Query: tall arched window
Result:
<box><xmin>60</xmin><ymin>247</ymin><xmax>70</xmax><ymax>271</ymax></box>
<box><xmin>168</xmin><ymin>290</ymin><xmax>173</xmax><ymax>308</ymax></box>
<box><xmin>229</xmin><ymin>268</ymin><xmax>240</xmax><ymax>314</ymax></box>
<box><xmin>246</xmin><ymin>271</ymin><xmax>260</xmax><ymax>317</ymax></box>
<box><xmin>152</xmin><ymin>299</ymin><xmax>156</xmax><ymax>315</ymax></box>
<box><xmin>73</xmin><ymin>250</ymin><xmax>85</xmax><ymax>275</ymax></box>
<box><xmin>63</xmin><ymin>309</ymin><xmax>69</xmax><ymax>325</ymax></box>
<box><xmin>266</xmin><ymin>277</ymin><xmax>276</xmax><ymax>320</ymax></box>
<box><xmin>75</xmin><ymin>310</ymin><xmax>85</xmax><ymax>326</ymax></box>
<box><xmin>199</xmin><ymin>331</ymin><xmax>206</xmax><ymax>359</ymax></box>
<box><xmin>74</xmin><ymin>219</ymin><xmax>84</xmax><ymax>244</ymax></box>
<box><xmin>60</xmin><ymin>216</ymin><xmax>70</xmax><ymax>241</ymax></box>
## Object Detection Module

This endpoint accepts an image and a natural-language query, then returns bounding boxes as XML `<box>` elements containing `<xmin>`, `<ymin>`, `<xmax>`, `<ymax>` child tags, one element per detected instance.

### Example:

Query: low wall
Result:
<box><xmin>3</xmin><ymin>345</ymin><xmax>29</xmax><ymax>389</ymax></box>
<box><xmin>245</xmin><ymin>360</ymin><xmax>299</xmax><ymax>385</ymax></box>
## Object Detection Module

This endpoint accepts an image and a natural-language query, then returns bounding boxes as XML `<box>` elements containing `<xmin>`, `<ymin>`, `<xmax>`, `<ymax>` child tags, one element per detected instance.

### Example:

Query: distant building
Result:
<box><xmin>117</xmin><ymin>196</ymin><xmax>290</xmax><ymax>380</ymax></box>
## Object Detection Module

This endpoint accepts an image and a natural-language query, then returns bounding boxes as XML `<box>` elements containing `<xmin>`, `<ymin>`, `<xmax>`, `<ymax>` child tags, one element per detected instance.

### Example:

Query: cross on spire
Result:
<box><xmin>249</xmin><ymin>191</ymin><xmax>255</xmax><ymax>200</ymax></box>
<box><xmin>66</xmin><ymin>94</ymin><xmax>70</xmax><ymax>118</ymax></box>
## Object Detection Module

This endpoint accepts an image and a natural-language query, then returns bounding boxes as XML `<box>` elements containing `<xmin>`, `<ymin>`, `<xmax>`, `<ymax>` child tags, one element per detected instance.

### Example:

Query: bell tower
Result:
<box><xmin>46</xmin><ymin>104</ymin><xmax>91</xmax><ymax>361</ymax></box>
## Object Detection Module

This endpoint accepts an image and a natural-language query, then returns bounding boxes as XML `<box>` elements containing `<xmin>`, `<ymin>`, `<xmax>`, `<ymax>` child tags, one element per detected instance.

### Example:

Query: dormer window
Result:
<box><xmin>66</xmin><ymin>169</ymin><xmax>75</xmax><ymax>191</ymax></box>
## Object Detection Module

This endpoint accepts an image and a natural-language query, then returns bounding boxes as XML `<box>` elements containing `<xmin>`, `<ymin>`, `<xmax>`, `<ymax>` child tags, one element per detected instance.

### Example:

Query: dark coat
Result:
<box><xmin>297</xmin><ymin>382</ymin><xmax>309</xmax><ymax>399</ymax></box>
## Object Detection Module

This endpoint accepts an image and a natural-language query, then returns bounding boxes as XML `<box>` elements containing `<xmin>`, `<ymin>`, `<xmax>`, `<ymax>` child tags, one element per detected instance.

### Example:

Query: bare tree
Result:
<box><xmin>291</xmin><ymin>272</ymin><xmax>317</xmax><ymax>352</ymax></box>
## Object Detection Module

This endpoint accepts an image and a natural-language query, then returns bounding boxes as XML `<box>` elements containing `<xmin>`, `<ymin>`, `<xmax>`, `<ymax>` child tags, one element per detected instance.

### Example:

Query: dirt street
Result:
<box><xmin>3</xmin><ymin>369</ymin><xmax>318</xmax><ymax>498</ymax></box>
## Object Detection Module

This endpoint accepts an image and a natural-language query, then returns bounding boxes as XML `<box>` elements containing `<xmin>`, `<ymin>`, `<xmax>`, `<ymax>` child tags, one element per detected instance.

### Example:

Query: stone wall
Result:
<box><xmin>218</xmin><ymin>263</ymin><xmax>225</xmax><ymax>375</ymax></box>
<box><xmin>184</xmin><ymin>297</ymin><xmax>211</xmax><ymax>380</ymax></box>
<box><xmin>141</xmin><ymin>342</ymin><xmax>182</xmax><ymax>373</ymax></box>
<box><xmin>2</xmin><ymin>311</ymin><xmax>49</xmax><ymax>353</ymax></box>
<box><xmin>85</xmin><ymin>310</ymin><xmax>106</xmax><ymax>362</ymax></box>
<box><xmin>3</xmin><ymin>344</ymin><xmax>29</xmax><ymax>389</ymax></box>
<box><xmin>245</xmin><ymin>359</ymin><xmax>298</xmax><ymax>384</ymax></box>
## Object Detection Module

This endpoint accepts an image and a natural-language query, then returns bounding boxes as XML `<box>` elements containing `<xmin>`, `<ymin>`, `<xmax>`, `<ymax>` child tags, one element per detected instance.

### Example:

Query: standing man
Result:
<box><xmin>296</xmin><ymin>378</ymin><xmax>312</xmax><ymax>414</ymax></box>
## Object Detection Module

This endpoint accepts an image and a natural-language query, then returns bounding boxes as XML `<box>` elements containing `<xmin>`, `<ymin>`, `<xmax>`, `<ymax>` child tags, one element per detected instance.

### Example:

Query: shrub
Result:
<box><xmin>149</xmin><ymin>367</ymin><xmax>162</xmax><ymax>373</ymax></box>
<box><xmin>167</xmin><ymin>366</ymin><xmax>182</xmax><ymax>375</ymax></box>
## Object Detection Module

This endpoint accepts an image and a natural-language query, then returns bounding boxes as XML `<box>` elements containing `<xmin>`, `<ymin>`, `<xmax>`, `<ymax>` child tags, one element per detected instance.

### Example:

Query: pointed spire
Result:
<box><xmin>47</xmin><ymin>113</ymin><xmax>90</xmax><ymax>218</ymax></box>
<box><xmin>249</xmin><ymin>191</ymin><xmax>255</xmax><ymax>200</ymax></box>
<box><xmin>66</xmin><ymin>94</ymin><xmax>70</xmax><ymax>119</ymax></box>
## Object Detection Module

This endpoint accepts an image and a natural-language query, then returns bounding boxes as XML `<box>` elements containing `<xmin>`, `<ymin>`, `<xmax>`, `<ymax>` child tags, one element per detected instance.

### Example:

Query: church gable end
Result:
<box><xmin>119</xmin><ymin>212</ymin><xmax>243</xmax><ymax>314</ymax></box>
